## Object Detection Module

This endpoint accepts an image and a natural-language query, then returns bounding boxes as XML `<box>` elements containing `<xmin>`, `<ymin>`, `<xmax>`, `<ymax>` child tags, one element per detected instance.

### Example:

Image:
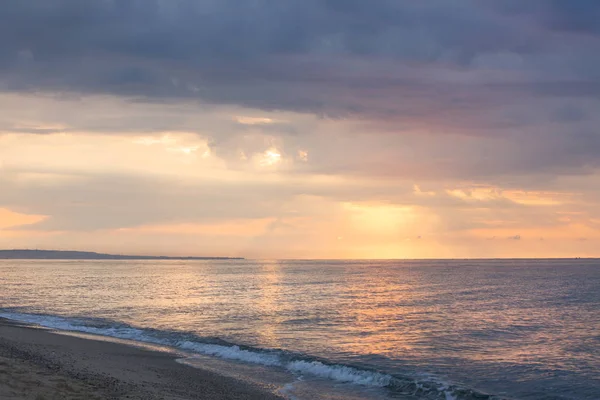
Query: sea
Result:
<box><xmin>0</xmin><ymin>259</ymin><xmax>598</xmax><ymax>400</ymax></box>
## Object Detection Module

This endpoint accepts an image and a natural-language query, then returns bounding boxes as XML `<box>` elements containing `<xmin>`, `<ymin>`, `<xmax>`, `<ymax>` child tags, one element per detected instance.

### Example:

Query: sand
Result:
<box><xmin>0</xmin><ymin>318</ymin><xmax>284</xmax><ymax>400</ymax></box>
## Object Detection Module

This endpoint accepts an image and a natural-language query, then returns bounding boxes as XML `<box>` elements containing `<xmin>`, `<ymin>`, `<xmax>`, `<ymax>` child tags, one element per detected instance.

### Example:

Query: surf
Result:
<box><xmin>0</xmin><ymin>310</ymin><xmax>506</xmax><ymax>400</ymax></box>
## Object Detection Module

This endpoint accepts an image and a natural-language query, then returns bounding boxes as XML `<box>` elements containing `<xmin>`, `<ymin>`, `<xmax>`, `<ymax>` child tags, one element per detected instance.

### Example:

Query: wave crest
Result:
<box><xmin>0</xmin><ymin>311</ymin><xmax>505</xmax><ymax>400</ymax></box>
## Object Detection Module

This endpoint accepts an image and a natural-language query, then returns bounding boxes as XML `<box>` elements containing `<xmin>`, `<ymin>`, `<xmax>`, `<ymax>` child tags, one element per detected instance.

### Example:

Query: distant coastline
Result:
<box><xmin>0</xmin><ymin>249</ymin><xmax>243</xmax><ymax>260</ymax></box>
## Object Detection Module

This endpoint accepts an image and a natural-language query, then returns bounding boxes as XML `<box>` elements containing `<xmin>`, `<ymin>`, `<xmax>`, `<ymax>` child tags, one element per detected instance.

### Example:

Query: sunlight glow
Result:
<box><xmin>344</xmin><ymin>203</ymin><xmax>416</xmax><ymax>234</ymax></box>
<box><xmin>133</xmin><ymin>134</ymin><xmax>177</xmax><ymax>146</ymax></box>
<box><xmin>297</xmin><ymin>150</ymin><xmax>309</xmax><ymax>162</ymax></box>
<box><xmin>413</xmin><ymin>184</ymin><xmax>435</xmax><ymax>197</ymax></box>
<box><xmin>259</xmin><ymin>148</ymin><xmax>282</xmax><ymax>167</ymax></box>
<box><xmin>235</xmin><ymin>116</ymin><xmax>276</xmax><ymax>125</ymax></box>
<box><xmin>168</xmin><ymin>145</ymin><xmax>201</xmax><ymax>155</ymax></box>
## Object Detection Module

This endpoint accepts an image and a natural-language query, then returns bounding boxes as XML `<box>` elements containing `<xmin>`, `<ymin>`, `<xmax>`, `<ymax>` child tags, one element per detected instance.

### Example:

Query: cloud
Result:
<box><xmin>1</xmin><ymin>1</ymin><xmax>599</xmax><ymax>183</ymax></box>
<box><xmin>2</xmin><ymin>1</ymin><xmax>600</xmax><ymax>257</ymax></box>
<box><xmin>1</xmin><ymin>1</ymin><xmax>598</xmax><ymax>114</ymax></box>
<box><xmin>0</xmin><ymin>208</ymin><xmax>47</xmax><ymax>230</ymax></box>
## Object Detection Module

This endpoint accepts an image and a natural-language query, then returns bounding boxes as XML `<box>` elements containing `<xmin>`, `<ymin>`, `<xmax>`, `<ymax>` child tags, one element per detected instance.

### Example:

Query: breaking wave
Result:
<box><xmin>0</xmin><ymin>311</ymin><xmax>507</xmax><ymax>400</ymax></box>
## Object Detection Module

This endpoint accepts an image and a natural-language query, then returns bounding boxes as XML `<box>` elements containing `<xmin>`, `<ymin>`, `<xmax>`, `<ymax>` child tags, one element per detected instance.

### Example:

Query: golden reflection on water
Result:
<box><xmin>256</xmin><ymin>261</ymin><xmax>284</xmax><ymax>348</ymax></box>
<box><xmin>2</xmin><ymin>257</ymin><xmax>599</xmax><ymax>399</ymax></box>
<box><xmin>331</xmin><ymin>266</ymin><xmax>420</xmax><ymax>357</ymax></box>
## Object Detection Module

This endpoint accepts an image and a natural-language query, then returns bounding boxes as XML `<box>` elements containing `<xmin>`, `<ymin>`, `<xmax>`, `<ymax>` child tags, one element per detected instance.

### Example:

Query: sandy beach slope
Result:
<box><xmin>0</xmin><ymin>318</ymin><xmax>284</xmax><ymax>400</ymax></box>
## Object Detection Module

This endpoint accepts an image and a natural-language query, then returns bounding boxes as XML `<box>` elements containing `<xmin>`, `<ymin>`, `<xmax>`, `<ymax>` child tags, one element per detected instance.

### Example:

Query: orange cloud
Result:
<box><xmin>0</xmin><ymin>208</ymin><xmax>47</xmax><ymax>230</ymax></box>
<box><xmin>446</xmin><ymin>186</ymin><xmax>575</xmax><ymax>206</ymax></box>
<box><xmin>117</xmin><ymin>218</ymin><xmax>276</xmax><ymax>237</ymax></box>
<box><xmin>502</xmin><ymin>190</ymin><xmax>574</xmax><ymax>206</ymax></box>
<box><xmin>468</xmin><ymin>223</ymin><xmax>600</xmax><ymax>240</ymax></box>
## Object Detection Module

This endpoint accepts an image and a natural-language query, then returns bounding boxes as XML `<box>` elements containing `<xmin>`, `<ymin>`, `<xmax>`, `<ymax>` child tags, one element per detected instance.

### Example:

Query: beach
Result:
<box><xmin>0</xmin><ymin>318</ymin><xmax>283</xmax><ymax>400</ymax></box>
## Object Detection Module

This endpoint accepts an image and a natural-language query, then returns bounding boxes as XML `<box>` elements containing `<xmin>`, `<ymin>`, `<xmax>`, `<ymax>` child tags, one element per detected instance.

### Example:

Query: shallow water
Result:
<box><xmin>1</xmin><ymin>259</ymin><xmax>598</xmax><ymax>399</ymax></box>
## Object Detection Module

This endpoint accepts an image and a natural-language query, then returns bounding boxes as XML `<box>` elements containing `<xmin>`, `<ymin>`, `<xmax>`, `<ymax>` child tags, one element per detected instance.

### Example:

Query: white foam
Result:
<box><xmin>0</xmin><ymin>312</ymin><xmax>162</xmax><ymax>345</ymax></box>
<box><xmin>178</xmin><ymin>341</ymin><xmax>282</xmax><ymax>366</ymax></box>
<box><xmin>177</xmin><ymin>342</ymin><xmax>396</xmax><ymax>388</ymax></box>
<box><xmin>177</xmin><ymin>340</ymin><xmax>397</xmax><ymax>388</ymax></box>
<box><xmin>445</xmin><ymin>392</ymin><xmax>459</xmax><ymax>400</ymax></box>
<box><xmin>0</xmin><ymin>312</ymin><xmax>395</xmax><ymax>389</ymax></box>
<box><xmin>1</xmin><ymin>312</ymin><xmax>493</xmax><ymax>399</ymax></box>
<box><xmin>286</xmin><ymin>360</ymin><xmax>392</xmax><ymax>387</ymax></box>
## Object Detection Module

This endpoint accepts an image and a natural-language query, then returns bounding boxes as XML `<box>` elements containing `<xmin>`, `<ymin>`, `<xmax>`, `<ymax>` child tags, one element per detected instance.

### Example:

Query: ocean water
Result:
<box><xmin>0</xmin><ymin>259</ymin><xmax>598</xmax><ymax>399</ymax></box>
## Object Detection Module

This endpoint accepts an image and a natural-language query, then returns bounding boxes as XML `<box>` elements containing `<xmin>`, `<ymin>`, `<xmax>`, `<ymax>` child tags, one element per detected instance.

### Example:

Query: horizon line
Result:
<box><xmin>0</xmin><ymin>249</ymin><xmax>597</xmax><ymax>261</ymax></box>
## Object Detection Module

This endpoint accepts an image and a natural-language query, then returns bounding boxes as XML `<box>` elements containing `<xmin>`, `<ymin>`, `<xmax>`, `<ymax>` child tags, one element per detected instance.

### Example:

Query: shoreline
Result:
<box><xmin>0</xmin><ymin>317</ymin><xmax>283</xmax><ymax>400</ymax></box>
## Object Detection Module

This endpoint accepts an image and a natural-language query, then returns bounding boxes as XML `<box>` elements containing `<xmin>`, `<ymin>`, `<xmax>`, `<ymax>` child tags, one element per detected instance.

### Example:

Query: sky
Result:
<box><xmin>1</xmin><ymin>0</ymin><xmax>600</xmax><ymax>259</ymax></box>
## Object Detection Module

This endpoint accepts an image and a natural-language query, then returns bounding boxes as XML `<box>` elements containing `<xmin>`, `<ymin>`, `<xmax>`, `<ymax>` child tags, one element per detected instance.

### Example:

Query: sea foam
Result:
<box><xmin>0</xmin><ymin>311</ymin><xmax>498</xmax><ymax>400</ymax></box>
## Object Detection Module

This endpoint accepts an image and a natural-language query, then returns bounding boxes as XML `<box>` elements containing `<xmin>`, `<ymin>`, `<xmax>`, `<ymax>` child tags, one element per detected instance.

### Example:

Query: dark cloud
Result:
<box><xmin>0</xmin><ymin>1</ymin><xmax>526</xmax><ymax>64</ymax></box>
<box><xmin>544</xmin><ymin>0</ymin><xmax>600</xmax><ymax>34</ymax></box>
<box><xmin>487</xmin><ymin>0</ymin><xmax>600</xmax><ymax>34</ymax></box>
<box><xmin>1</xmin><ymin>0</ymin><xmax>600</xmax><ymax>183</ymax></box>
<box><xmin>1</xmin><ymin>0</ymin><xmax>598</xmax><ymax>110</ymax></box>
<box><xmin>552</xmin><ymin>104</ymin><xmax>587</xmax><ymax>123</ymax></box>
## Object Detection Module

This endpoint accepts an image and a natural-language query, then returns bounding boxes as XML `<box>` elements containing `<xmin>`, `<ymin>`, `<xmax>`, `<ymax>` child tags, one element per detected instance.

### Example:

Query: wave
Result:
<box><xmin>0</xmin><ymin>311</ymin><xmax>507</xmax><ymax>400</ymax></box>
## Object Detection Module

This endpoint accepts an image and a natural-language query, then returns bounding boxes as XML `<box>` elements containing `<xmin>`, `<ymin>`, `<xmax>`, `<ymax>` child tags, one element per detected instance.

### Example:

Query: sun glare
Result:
<box><xmin>259</xmin><ymin>148</ymin><xmax>282</xmax><ymax>167</ymax></box>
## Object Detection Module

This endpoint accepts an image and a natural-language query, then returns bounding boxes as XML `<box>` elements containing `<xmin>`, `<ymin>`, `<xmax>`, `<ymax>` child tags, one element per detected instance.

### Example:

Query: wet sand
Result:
<box><xmin>0</xmin><ymin>318</ymin><xmax>284</xmax><ymax>400</ymax></box>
